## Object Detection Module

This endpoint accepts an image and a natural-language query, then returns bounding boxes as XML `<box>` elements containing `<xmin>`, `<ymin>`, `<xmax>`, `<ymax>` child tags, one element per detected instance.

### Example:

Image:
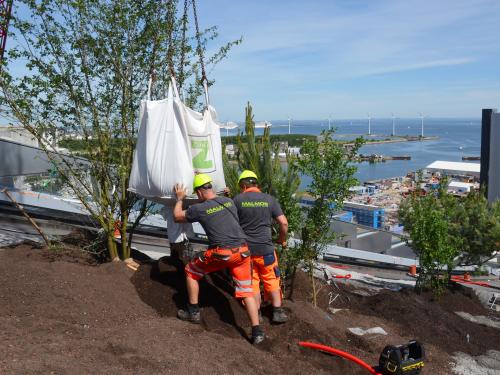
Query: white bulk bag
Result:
<box><xmin>128</xmin><ymin>83</ymin><xmax>194</xmax><ymax>202</ymax></box>
<box><xmin>183</xmin><ymin>104</ymin><xmax>226</xmax><ymax>194</ymax></box>
<box><xmin>129</xmin><ymin>77</ymin><xmax>226</xmax><ymax>202</ymax></box>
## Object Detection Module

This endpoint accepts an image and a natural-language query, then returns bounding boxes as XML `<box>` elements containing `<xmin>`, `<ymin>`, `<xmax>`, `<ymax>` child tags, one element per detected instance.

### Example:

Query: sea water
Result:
<box><xmin>224</xmin><ymin>118</ymin><xmax>481</xmax><ymax>184</ymax></box>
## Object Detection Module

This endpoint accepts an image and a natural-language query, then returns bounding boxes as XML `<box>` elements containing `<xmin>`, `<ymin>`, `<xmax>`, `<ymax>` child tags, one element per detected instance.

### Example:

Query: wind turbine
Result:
<box><xmin>391</xmin><ymin>113</ymin><xmax>396</xmax><ymax>136</ymax></box>
<box><xmin>418</xmin><ymin>112</ymin><xmax>425</xmax><ymax>137</ymax></box>
<box><xmin>367</xmin><ymin>113</ymin><xmax>371</xmax><ymax>135</ymax></box>
<box><xmin>287</xmin><ymin>116</ymin><xmax>292</xmax><ymax>135</ymax></box>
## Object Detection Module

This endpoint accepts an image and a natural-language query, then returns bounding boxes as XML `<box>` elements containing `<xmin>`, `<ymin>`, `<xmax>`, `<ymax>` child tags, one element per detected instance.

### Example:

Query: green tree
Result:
<box><xmin>447</xmin><ymin>190</ymin><xmax>500</xmax><ymax>267</ymax></box>
<box><xmin>400</xmin><ymin>182</ymin><xmax>500</xmax><ymax>296</ymax></box>
<box><xmin>295</xmin><ymin>130</ymin><xmax>363</xmax><ymax>306</ymax></box>
<box><xmin>399</xmin><ymin>189</ymin><xmax>460</xmax><ymax>295</ymax></box>
<box><xmin>1</xmin><ymin>0</ymin><xmax>240</xmax><ymax>260</ymax></box>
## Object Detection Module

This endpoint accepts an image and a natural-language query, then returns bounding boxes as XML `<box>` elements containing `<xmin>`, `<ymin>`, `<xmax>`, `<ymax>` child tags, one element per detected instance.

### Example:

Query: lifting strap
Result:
<box><xmin>147</xmin><ymin>0</ymin><xmax>210</xmax><ymax>106</ymax></box>
<box><xmin>177</xmin><ymin>0</ymin><xmax>190</xmax><ymax>91</ymax></box>
<box><xmin>165</xmin><ymin>0</ymin><xmax>176</xmax><ymax>79</ymax></box>
<box><xmin>191</xmin><ymin>0</ymin><xmax>210</xmax><ymax>106</ymax></box>
<box><xmin>148</xmin><ymin>0</ymin><xmax>176</xmax><ymax>100</ymax></box>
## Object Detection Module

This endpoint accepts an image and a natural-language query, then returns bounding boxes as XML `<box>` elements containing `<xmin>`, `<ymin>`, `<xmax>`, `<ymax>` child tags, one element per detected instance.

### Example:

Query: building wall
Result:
<box><xmin>350</xmin><ymin>231</ymin><xmax>392</xmax><ymax>253</ymax></box>
<box><xmin>334</xmin><ymin>211</ymin><xmax>353</xmax><ymax>222</ymax></box>
<box><xmin>385</xmin><ymin>244</ymin><xmax>417</xmax><ymax>259</ymax></box>
<box><xmin>343</xmin><ymin>203</ymin><xmax>385</xmax><ymax>229</ymax></box>
<box><xmin>0</xmin><ymin>126</ymin><xmax>38</xmax><ymax>146</ymax></box>
<box><xmin>489</xmin><ymin>113</ymin><xmax>500</xmax><ymax>202</ymax></box>
<box><xmin>330</xmin><ymin>219</ymin><xmax>393</xmax><ymax>253</ymax></box>
<box><xmin>330</xmin><ymin>220</ymin><xmax>357</xmax><ymax>244</ymax></box>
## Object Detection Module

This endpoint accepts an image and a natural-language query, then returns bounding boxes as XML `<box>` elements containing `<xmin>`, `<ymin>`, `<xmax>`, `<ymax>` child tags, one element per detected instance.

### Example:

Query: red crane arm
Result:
<box><xmin>0</xmin><ymin>0</ymin><xmax>14</xmax><ymax>61</ymax></box>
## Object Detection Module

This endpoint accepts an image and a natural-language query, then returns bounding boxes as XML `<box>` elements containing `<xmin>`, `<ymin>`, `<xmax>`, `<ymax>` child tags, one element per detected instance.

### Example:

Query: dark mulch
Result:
<box><xmin>2</xmin><ymin>243</ymin><xmax>499</xmax><ymax>375</ymax></box>
<box><xmin>0</xmin><ymin>245</ymin><xmax>363</xmax><ymax>374</ymax></box>
<box><xmin>131</xmin><ymin>258</ymin><xmax>367</xmax><ymax>374</ymax></box>
<box><xmin>347</xmin><ymin>285</ymin><xmax>500</xmax><ymax>356</ymax></box>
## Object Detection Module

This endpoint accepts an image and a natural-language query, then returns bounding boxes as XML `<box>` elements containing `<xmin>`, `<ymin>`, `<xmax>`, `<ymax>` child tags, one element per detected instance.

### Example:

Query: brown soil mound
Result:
<box><xmin>0</xmin><ymin>245</ymin><xmax>365</xmax><ymax>374</ymax></box>
<box><xmin>347</xmin><ymin>286</ymin><xmax>500</xmax><ymax>356</ymax></box>
<box><xmin>1</xmin><ymin>243</ymin><xmax>499</xmax><ymax>374</ymax></box>
<box><xmin>130</xmin><ymin>257</ymin><xmax>367</xmax><ymax>374</ymax></box>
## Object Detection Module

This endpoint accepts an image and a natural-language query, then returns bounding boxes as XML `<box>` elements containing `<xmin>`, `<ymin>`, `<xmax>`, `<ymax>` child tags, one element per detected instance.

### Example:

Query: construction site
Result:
<box><xmin>1</xmin><ymin>1</ymin><xmax>500</xmax><ymax>374</ymax></box>
<box><xmin>1</xmin><ymin>115</ymin><xmax>500</xmax><ymax>374</ymax></box>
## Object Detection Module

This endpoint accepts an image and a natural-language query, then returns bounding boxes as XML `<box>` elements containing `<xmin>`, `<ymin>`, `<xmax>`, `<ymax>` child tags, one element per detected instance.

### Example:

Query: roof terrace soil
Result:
<box><xmin>1</xmin><ymin>243</ymin><xmax>499</xmax><ymax>374</ymax></box>
<box><xmin>347</xmin><ymin>285</ymin><xmax>500</xmax><ymax>356</ymax></box>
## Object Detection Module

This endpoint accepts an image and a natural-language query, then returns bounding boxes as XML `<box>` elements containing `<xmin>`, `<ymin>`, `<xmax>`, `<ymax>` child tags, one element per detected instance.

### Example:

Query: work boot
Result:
<box><xmin>177</xmin><ymin>304</ymin><xmax>201</xmax><ymax>324</ymax></box>
<box><xmin>251</xmin><ymin>325</ymin><xmax>265</xmax><ymax>345</ymax></box>
<box><xmin>272</xmin><ymin>307</ymin><xmax>288</xmax><ymax>324</ymax></box>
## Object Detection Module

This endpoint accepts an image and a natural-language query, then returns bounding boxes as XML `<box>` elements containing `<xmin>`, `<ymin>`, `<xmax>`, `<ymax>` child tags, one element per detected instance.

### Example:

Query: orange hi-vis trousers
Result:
<box><xmin>185</xmin><ymin>244</ymin><xmax>253</xmax><ymax>298</ymax></box>
<box><xmin>251</xmin><ymin>251</ymin><xmax>281</xmax><ymax>294</ymax></box>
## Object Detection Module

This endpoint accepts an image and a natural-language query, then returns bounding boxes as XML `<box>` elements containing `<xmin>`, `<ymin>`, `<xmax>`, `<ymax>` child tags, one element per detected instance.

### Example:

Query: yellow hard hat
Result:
<box><xmin>193</xmin><ymin>173</ymin><xmax>212</xmax><ymax>190</ymax></box>
<box><xmin>238</xmin><ymin>170</ymin><xmax>258</xmax><ymax>183</ymax></box>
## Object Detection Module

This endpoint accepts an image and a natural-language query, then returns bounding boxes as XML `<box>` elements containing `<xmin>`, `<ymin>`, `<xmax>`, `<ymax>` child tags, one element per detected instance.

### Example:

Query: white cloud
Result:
<box><xmin>352</xmin><ymin>57</ymin><xmax>475</xmax><ymax>77</ymax></box>
<box><xmin>199</xmin><ymin>0</ymin><xmax>500</xmax><ymax>118</ymax></box>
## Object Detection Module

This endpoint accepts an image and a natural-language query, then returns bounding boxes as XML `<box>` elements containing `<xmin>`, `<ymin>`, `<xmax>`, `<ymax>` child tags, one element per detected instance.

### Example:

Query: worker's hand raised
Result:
<box><xmin>174</xmin><ymin>184</ymin><xmax>187</xmax><ymax>201</ymax></box>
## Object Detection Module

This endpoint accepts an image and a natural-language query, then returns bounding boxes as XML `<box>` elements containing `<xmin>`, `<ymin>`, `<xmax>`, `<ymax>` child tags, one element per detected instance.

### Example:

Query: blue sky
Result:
<box><xmin>197</xmin><ymin>0</ymin><xmax>500</xmax><ymax>121</ymax></box>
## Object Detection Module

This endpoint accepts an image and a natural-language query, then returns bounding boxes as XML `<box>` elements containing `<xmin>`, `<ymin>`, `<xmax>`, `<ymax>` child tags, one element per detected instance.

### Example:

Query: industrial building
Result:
<box><xmin>481</xmin><ymin>109</ymin><xmax>500</xmax><ymax>203</ymax></box>
<box><xmin>343</xmin><ymin>201</ymin><xmax>385</xmax><ymax>229</ymax></box>
<box><xmin>447</xmin><ymin>181</ymin><xmax>474</xmax><ymax>194</ymax></box>
<box><xmin>425</xmin><ymin>160</ymin><xmax>480</xmax><ymax>179</ymax></box>
<box><xmin>299</xmin><ymin>197</ymin><xmax>385</xmax><ymax>229</ymax></box>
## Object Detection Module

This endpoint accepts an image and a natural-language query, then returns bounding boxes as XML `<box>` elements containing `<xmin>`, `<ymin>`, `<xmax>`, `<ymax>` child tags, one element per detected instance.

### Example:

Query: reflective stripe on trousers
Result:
<box><xmin>186</xmin><ymin>263</ymin><xmax>205</xmax><ymax>277</ymax></box>
<box><xmin>234</xmin><ymin>278</ymin><xmax>252</xmax><ymax>294</ymax></box>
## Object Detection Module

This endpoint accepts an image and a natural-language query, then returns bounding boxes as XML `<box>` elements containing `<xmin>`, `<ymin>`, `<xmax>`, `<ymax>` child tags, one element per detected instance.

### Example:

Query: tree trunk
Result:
<box><xmin>127</xmin><ymin>199</ymin><xmax>149</xmax><ymax>257</ymax></box>
<box><xmin>1</xmin><ymin>188</ymin><xmax>51</xmax><ymax>247</ymax></box>
<box><xmin>120</xmin><ymin>212</ymin><xmax>129</xmax><ymax>260</ymax></box>
<box><xmin>310</xmin><ymin>260</ymin><xmax>317</xmax><ymax>307</ymax></box>
<box><xmin>107</xmin><ymin>231</ymin><xmax>119</xmax><ymax>261</ymax></box>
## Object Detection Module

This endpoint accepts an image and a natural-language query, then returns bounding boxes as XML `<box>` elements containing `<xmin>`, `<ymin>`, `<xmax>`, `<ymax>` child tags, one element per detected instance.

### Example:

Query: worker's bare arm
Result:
<box><xmin>173</xmin><ymin>184</ymin><xmax>188</xmax><ymax>223</ymax></box>
<box><xmin>275</xmin><ymin>214</ymin><xmax>288</xmax><ymax>244</ymax></box>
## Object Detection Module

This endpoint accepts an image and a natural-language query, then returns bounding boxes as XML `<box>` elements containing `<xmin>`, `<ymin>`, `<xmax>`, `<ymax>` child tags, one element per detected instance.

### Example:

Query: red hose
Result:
<box><xmin>298</xmin><ymin>341</ymin><xmax>382</xmax><ymax>375</ymax></box>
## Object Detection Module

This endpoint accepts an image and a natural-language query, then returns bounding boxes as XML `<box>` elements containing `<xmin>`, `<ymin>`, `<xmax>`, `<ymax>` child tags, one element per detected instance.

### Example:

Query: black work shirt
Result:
<box><xmin>185</xmin><ymin>197</ymin><xmax>246</xmax><ymax>249</ymax></box>
<box><xmin>233</xmin><ymin>190</ymin><xmax>283</xmax><ymax>256</ymax></box>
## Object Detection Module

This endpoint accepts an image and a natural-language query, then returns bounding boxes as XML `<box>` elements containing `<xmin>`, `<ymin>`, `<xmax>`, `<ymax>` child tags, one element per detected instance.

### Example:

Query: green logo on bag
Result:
<box><xmin>191</xmin><ymin>139</ymin><xmax>214</xmax><ymax>170</ymax></box>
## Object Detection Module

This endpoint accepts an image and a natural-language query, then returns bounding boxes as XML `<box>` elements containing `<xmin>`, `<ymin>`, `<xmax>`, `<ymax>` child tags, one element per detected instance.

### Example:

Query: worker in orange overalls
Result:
<box><xmin>173</xmin><ymin>174</ymin><xmax>264</xmax><ymax>344</ymax></box>
<box><xmin>233</xmin><ymin>170</ymin><xmax>289</xmax><ymax>323</ymax></box>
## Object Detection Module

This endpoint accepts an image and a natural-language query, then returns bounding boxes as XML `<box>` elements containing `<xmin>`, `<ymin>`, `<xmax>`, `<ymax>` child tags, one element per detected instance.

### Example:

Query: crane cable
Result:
<box><xmin>177</xmin><ymin>0</ymin><xmax>189</xmax><ymax>90</ymax></box>
<box><xmin>148</xmin><ymin>0</ymin><xmax>209</xmax><ymax>104</ymax></box>
<box><xmin>191</xmin><ymin>0</ymin><xmax>207</xmax><ymax>84</ymax></box>
<box><xmin>165</xmin><ymin>0</ymin><xmax>176</xmax><ymax>79</ymax></box>
<box><xmin>148</xmin><ymin>0</ymin><xmax>176</xmax><ymax>100</ymax></box>
<box><xmin>191</xmin><ymin>0</ymin><xmax>210</xmax><ymax>105</ymax></box>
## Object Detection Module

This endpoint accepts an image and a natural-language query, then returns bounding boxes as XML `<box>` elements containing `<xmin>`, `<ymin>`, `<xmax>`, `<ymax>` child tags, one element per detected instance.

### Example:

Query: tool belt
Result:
<box><xmin>378</xmin><ymin>340</ymin><xmax>425</xmax><ymax>375</ymax></box>
<box><xmin>206</xmin><ymin>244</ymin><xmax>250</xmax><ymax>261</ymax></box>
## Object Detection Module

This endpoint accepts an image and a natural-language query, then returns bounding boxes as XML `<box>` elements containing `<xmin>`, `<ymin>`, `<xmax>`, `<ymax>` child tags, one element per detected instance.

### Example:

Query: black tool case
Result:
<box><xmin>378</xmin><ymin>340</ymin><xmax>425</xmax><ymax>375</ymax></box>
